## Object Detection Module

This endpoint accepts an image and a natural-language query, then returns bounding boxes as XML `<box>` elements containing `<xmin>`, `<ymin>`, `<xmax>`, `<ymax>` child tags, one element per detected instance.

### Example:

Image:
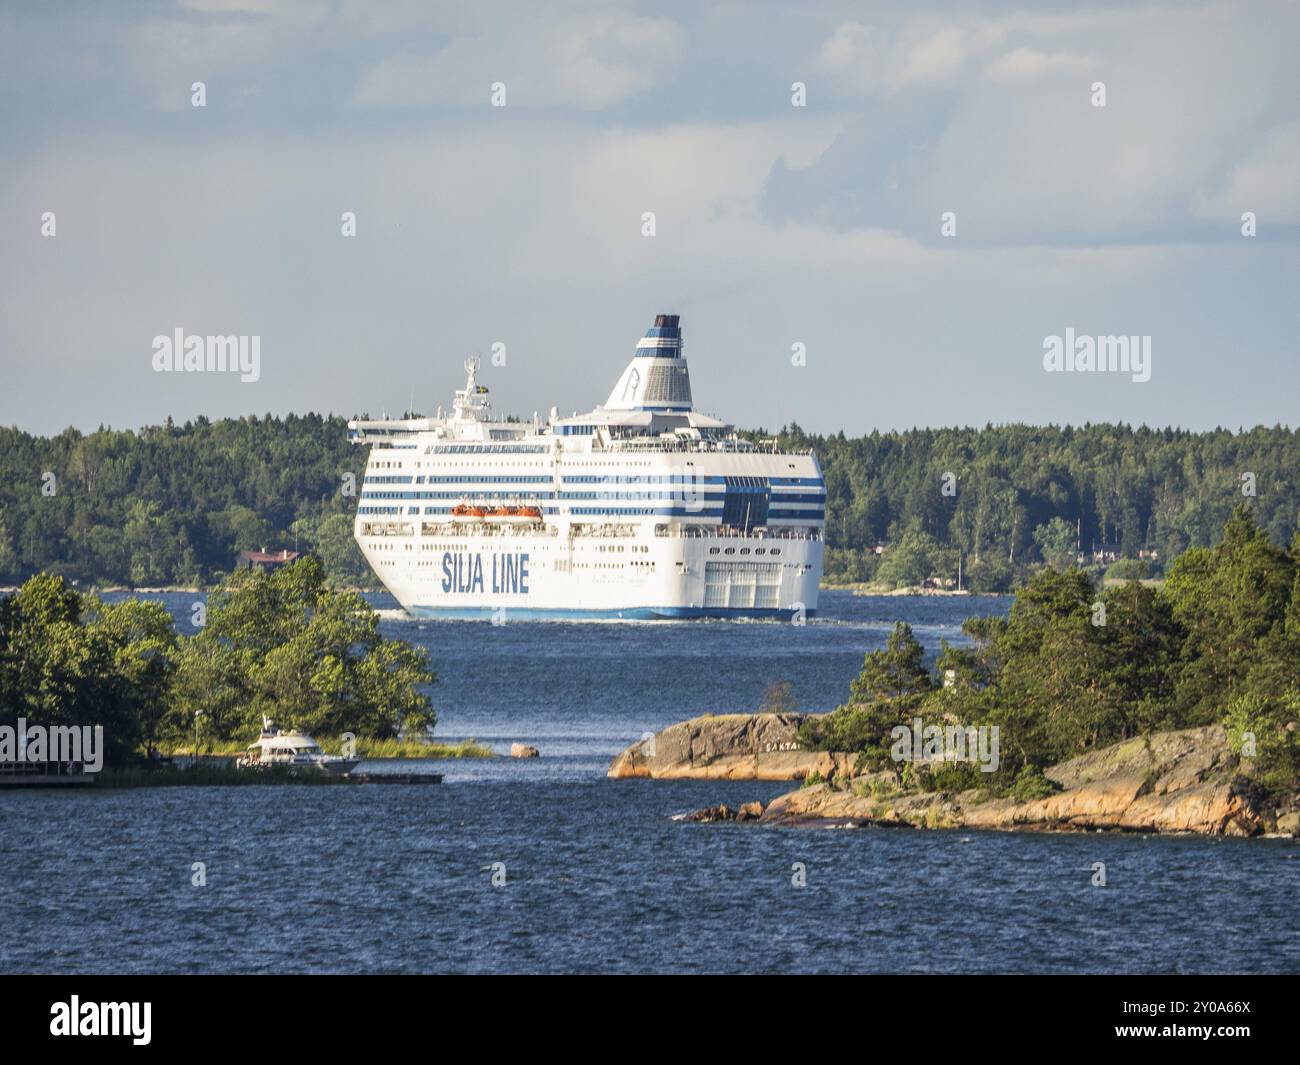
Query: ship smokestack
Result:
<box><xmin>604</xmin><ymin>313</ymin><xmax>693</xmax><ymax>411</ymax></box>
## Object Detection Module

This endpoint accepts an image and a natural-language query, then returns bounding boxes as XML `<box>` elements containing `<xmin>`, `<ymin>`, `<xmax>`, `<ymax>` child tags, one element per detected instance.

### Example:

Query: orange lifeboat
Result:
<box><xmin>484</xmin><ymin>504</ymin><xmax>543</xmax><ymax>524</ymax></box>
<box><xmin>451</xmin><ymin>503</ymin><xmax>488</xmax><ymax>521</ymax></box>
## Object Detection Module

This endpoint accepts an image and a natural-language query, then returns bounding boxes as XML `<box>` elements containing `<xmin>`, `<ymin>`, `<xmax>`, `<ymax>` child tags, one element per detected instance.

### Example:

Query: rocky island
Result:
<box><xmin>610</xmin><ymin>713</ymin><xmax>1298</xmax><ymax>837</ymax></box>
<box><xmin>612</xmin><ymin>510</ymin><xmax>1300</xmax><ymax>840</ymax></box>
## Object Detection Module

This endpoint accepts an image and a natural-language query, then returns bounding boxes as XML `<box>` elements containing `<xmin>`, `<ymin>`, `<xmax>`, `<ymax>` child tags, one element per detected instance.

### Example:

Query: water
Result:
<box><xmin>2</xmin><ymin>591</ymin><xmax>1297</xmax><ymax>974</ymax></box>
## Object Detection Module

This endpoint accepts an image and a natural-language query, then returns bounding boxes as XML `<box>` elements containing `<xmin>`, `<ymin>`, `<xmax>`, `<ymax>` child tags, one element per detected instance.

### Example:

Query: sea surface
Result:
<box><xmin>2</xmin><ymin>590</ymin><xmax>1297</xmax><ymax>974</ymax></box>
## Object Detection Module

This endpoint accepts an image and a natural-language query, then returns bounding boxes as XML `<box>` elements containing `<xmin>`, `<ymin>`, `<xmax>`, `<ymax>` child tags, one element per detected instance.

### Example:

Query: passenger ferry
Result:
<box><xmin>348</xmin><ymin>315</ymin><xmax>824</xmax><ymax>619</ymax></box>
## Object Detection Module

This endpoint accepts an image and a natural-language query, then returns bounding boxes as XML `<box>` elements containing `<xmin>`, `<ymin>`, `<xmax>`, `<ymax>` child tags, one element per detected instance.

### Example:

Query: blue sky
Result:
<box><xmin>1</xmin><ymin>0</ymin><xmax>1297</xmax><ymax>436</ymax></box>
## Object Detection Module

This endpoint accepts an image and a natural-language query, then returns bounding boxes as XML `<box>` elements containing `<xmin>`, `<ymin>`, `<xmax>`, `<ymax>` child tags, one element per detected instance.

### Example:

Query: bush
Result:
<box><xmin>1006</xmin><ymin>765</ymin><xmax>1058</xmax><ymax>802</ymax></box>
<box><xmin>1223</xmin><ymin>692</ymin><xmax>1300</xmax><ymax>802</ymax></box>
<box><xmin>1104</xmin><ymin>558</ymin><xmax>1149</xmax><ymax>582</ymax></box>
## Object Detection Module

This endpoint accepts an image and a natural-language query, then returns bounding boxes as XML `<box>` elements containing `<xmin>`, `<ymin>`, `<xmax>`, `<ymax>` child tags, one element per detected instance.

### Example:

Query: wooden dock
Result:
<box><xmin>347</xmin><ymin>771</ymin><xmax>443</xmax><ymax>784</ymax></box>
<box><xmin>0</xmin><ymin>763</ymin><xmax>96</xmax><ymax>788</ymax></box>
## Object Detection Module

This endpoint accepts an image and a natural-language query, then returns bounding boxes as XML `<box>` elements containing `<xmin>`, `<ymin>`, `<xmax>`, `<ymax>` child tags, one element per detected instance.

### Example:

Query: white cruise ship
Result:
<box><xmin>348</xmin><ymin>315</ymin><xmax>824</xmax><ymax>619</ymax></box>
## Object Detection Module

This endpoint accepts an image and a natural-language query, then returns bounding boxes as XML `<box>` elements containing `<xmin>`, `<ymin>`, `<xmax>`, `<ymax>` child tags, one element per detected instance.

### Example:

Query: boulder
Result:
<box><xmin>681</xmin><ymin>804</ymin><xmax>735</xmax><ymax>823</ymax></box>
<box><xmin>607</xmin><ymin>713</ymin><xmax>858</xmax><ymax>781</ymax></box>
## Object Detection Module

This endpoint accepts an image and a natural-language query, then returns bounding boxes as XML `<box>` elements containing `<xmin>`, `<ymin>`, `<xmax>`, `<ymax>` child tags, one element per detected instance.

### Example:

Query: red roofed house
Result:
<box><xmin>236</xmin><ymin>548</ymin><xmax>301</xmax><ymax>572</ymax></box>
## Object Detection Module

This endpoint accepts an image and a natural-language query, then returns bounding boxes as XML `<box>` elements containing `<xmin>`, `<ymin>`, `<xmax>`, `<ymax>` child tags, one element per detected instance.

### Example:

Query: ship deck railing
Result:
<box><xmin>602</xmin><ymin>438</ymin><xmax>815</xmax><ymax>456</ymax></box>
<box><xmin>673</xmin><ymin>525</ymin><xmax>822</xmax><ymax>540</ymax></box>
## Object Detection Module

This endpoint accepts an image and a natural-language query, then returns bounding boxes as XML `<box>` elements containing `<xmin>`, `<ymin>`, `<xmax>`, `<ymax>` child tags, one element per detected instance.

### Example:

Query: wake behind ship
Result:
<box><xmin>348</xmin><ymin>315</ymin><xmax>824</xmax><ymax>619</ymax></box>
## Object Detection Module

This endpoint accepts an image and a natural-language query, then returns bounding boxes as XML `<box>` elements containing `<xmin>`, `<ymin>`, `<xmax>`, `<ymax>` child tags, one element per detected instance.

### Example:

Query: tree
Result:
<box><xmin>83</xmin><ymin>596</ymin><xmax>178</xmax><ymax>756</ymax></box>
<box><xmin>1223</xmin><ymin>691</ymin><xmax>1300</xmax><ymax>802</ymax></box>
<box><xmin>850</xmin><ymin>622</ymin><xmax>933</xmax><ymax>703</ymax></box>
<box><xmin>0</xmin><ymin>574</ymin><xmax>173</xmax><ymax>763</ymax></box>
<box><xmin>1163</xmin><ymin>505</ymin><xmax>1296</xmax><ymax>723</ymax></box>
<box><xmin>1033</xmin><ymin>517</ymin><xmax>1077</xmax><ymax>568</ymax></box>
<box><xmin>182</xmin><ymin>558</ymin><xmax>436</xmax><ymax>741</ymax></box>
<box><xmin>875</xmin><ymin>528</ymin><xmax>953</xmax><ymax>588</ymax></box>
<box><xmin>294</xmin><ymin>512</ymin><xmax>373</xmax><ymax>587</ymax></box>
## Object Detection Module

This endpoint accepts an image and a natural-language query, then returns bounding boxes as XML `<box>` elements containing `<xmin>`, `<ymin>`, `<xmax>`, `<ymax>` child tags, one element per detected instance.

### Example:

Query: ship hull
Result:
<box><xmin>403</xmin><ymin>605</ymin><xmax>818</xmax><ymax>621</ymax></box>
<box><xmin>363</xmin><ymin>530</ymin><xmax>822</xmax><ymax>622</ymax></box>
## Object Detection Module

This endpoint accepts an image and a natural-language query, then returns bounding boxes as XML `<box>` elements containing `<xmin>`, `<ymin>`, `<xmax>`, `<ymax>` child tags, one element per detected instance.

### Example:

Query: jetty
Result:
<box><xmin>0</xmin><ymin>762</ymin><xmax>96</xmax><ymax>788</ymax></box>
<box><xmin>347</xmin><ymin>771</ymin><xmax>443</xmax><ymax>784</ymax></box>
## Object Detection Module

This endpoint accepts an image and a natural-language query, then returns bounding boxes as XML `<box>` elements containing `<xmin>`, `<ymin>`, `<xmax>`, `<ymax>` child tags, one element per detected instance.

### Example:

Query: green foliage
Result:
<box><xmin>1007</xmin><ymin>765</ymin><xmax>1058</xmax><ymax>802</ymax></box>
<box><xmin>317</xmin><ymin>736</ymin><xmax>492</xmax><ymax>759</ymax></box>
<box><xmin>1223</xmin><ymin>692</ymin><xmax>1300</xmax><ymax>802</ymax></box>
<box><xmin>920</xmin><ymin>759</ymin><xmax>985</xmax><ymax>795</ymax></box>
<box><xmin>963</xmin><ymin>554</ymin><xmax>1017</xmax><ymax>593</ymax></box>
<box><xmin>874</xmin><ymin>527</ymin><xmax>957</xmax><ymax>588</ymax></box>
<box><xmin>175</xmin><ymin>558</ymin><xmax>436</xmax><ymax>746</ymax></box>
<box><xmin>798</xmin><ymin>693</ymin><xmax>925</xmax><ymax>766</ymax></box>
<box><xmin>0</xmin><ymin>562</ymin><xmax>437</xmax><ymax>766</ymax></box>
<box><xmin>850</xmin><ymin>622</ymin><xmax>933</xmax><ymax>702</ymax></box>
<box><xmin>1104</xmin><ymin>558</ymin><xmax>1149</xmax><ymax>582</ymax></box>
<box><xmin>0</xmin><ymin>414</ymin><xmax>374</xmax><ymax>588</ymax></box>
<box><xmin>0</xmin><ymin>574</ymin><xmax>175</xmax><ymax>763</ymax></box>
<box><xmin>803</xmin><ymin>507</ymin><xmax>1300</xmax><ymax>801</ymax></box>
<box><xmin>799</xmin><ymin>624</ymin><xmax>934</xmax><ymax>768</ymax></box>
<box><xmin>1163</xmin><ymin>506</ymin><xmax>1298</xmax><ymax>723</ymax></box>
<box><xmin>769</xmin><ymin>421</ymin><xmax>1300</xmax><ymax>591</ymax></box>
<box><xmin>1032</xmin><ymin>517</ymin><xmax>1078</xmax><ymax>568</ymax></box>
<box><xmin>5</xmin><ymin>417</ymin><xmax>1300</xmax><ymax>593</ymax></box>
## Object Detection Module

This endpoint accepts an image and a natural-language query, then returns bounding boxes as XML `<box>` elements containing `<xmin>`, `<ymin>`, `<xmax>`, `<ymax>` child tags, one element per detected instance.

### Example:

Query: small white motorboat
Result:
<box><xmin>236</xmin><ymin>717</ymin><xmax>359</xmax><ymax>776</ymax></box>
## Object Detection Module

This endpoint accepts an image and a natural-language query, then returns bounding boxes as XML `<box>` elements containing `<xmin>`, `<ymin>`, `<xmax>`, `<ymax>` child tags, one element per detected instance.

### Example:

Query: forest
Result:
<box><xmin>0</xmin><ymin>414</ymin><xmax>372</xmax><ymax>588</ymax></box>
<box><xmin>767</xmin><ymin>421</ymin><xmax>1300</xmax><ymax>590</ymax></box>
<box><xmin>1</xmin><ymin>414</ymin><xmax>1297</xmax><ymax>590</ymax></box>
<box><xmin>800</xmin><ymin>506</ymin><xmax>1300</xmax><ymax>806</ymax></box>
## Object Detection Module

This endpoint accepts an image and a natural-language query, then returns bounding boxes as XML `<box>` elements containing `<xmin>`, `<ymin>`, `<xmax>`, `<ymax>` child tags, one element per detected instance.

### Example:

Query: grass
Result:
<box><xmin>162</xmin><ymin>736</ymin><xmax>495</xmax><ymax>759</ymax></box>
<box><xmin>320</xmin><ymin>736</ymin><xmax>494</xmax><ymax>759</ymax></box>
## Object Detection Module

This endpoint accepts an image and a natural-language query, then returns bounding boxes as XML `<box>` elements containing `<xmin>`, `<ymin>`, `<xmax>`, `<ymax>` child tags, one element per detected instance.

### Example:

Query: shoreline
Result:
<box><xmin>610</xmin><ymin>714</ymin><xmax>1300</xmax><ymax>839</ymax></box>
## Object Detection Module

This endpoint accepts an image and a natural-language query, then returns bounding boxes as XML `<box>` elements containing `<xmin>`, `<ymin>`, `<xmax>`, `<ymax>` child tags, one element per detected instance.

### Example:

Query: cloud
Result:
<box><xmin>776</xmin><ymin>3</ymin><xmax>1300</xmax><ymax>246</ymax></box>
<box><xmin>816</xmin><ymin>20</ymin><xmax>998</xmax><ymax>94</ymax></box>
<box><xmin>351</xmin><ymin>11</ymin><xmax>684</xmax><ymax>110</ymax></box>
<box><xmin>2</xmin><ymin>1</ymin><xmax>1298</xmax><ymax>435</ymax></box>
<box><xmin>981</xmin><ymin>47</ymin><xmax>1092</xmax><ymax>85</ymax></box>
<box><xmin>1193</xmin><ymin>119</ymin><xmax>1300</xmax><ymax>225</ymax></box>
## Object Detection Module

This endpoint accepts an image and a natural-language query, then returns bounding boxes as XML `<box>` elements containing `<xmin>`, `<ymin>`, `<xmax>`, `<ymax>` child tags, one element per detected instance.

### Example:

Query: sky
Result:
<box><xmin>1</xmin><ymin>0</ymin><xmax>1297</xmax><ymax>437</ymax></box>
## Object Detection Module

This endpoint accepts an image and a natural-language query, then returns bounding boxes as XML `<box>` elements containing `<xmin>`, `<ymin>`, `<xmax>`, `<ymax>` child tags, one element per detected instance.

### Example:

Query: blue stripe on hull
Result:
<box><xmin>403</xmin><ymin>604</ymin><xmax>818</xmax><ymax>621</ymax></box>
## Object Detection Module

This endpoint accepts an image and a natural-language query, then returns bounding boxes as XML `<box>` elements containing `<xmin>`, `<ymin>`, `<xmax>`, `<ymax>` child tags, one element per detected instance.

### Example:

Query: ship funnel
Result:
<box><xmin>603</xmin><ymin>313</ymin><xmax>693</xmax><ymax>412</ymax></box>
